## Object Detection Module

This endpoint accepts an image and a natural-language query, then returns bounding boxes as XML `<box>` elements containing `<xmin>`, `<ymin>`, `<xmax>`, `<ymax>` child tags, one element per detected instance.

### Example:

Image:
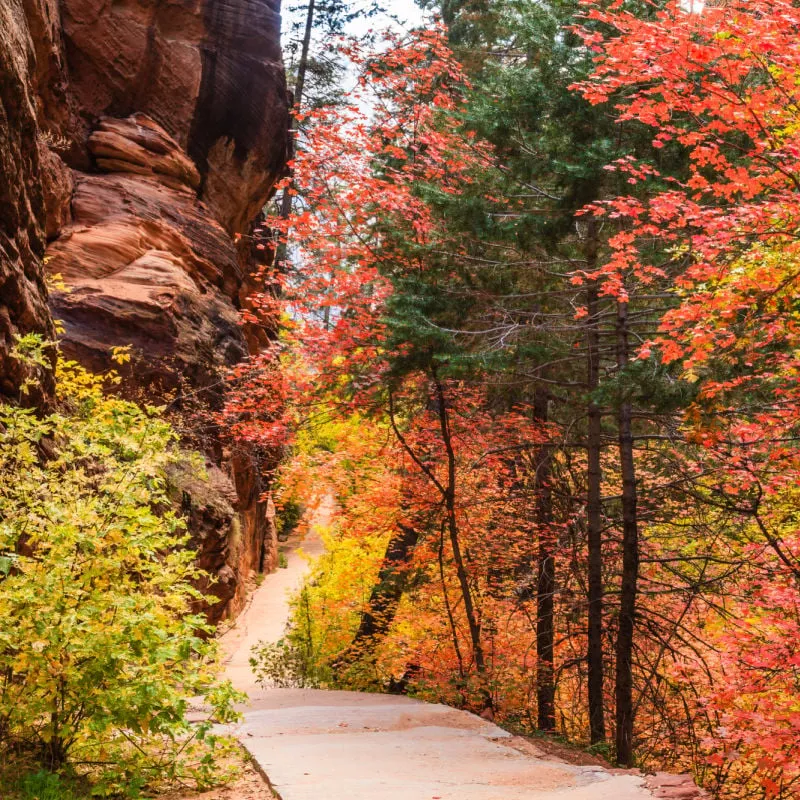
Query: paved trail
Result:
<box><xmin>220</xmin><ymin>496</ymin><xmax>327</xmax><ymax>697</ymax></box>
<box><xmin>219</xmin><ymin>499</ymin><xmax>679</xmax><ymax>800</ymax></box>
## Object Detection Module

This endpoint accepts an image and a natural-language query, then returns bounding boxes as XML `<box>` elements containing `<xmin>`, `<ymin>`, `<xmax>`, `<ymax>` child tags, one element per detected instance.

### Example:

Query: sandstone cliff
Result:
<box><xmin>0</xmin><ymin>0</ymin><xmax>290</xmax><ymax>620</ymax></box>
<box><xmin>0</xmin><ymin>0</ymin><xmax>60</xmax><ymax>408</ymax></box>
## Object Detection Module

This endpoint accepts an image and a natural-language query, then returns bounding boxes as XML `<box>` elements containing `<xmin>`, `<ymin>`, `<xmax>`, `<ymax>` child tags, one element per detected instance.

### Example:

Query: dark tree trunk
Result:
<box><xmin>534</xmin><ymin>388</ymin><xmax>556</xmax><ymax>731</ymax></box>
<box><xmin>585</xmin><ymin>234</ymin><xmax>606</xmax><ymax>744</ymax></box>
<box><xmin>387</xmin><ymin>372</ymin><xmax>488</xmax><ymax>710</ymax></box>
<box><xmin>333</xmin><ymin>520</ymin><xmax>420</xmax><ymax>669</ymax></box>
<box><xmin>276</xmin><ymin>0</ymin><xmax>316</xmax><ymax>247</ymax></box>
<box><xmin>614</xmin><ymin>299</ymin><xmax>640</xmax><ymax>767</ymax></box>
<box><xmin>432</xmin><ymin>373</ymin><xmax>487</xmax><ymax>685</ymax></box>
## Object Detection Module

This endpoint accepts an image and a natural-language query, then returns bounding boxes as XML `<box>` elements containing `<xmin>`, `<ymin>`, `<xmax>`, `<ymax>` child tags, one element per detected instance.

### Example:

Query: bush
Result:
<box><xmin>7</xmin><ymin>769</ymin><xmax>86</xmax><ymax>800</ymax></box>
<box><xmin>250</xmin><ymin>588</ymin><xmax>328</xmax><ymax>689</ymax></box>
<box><xmin>0</xmin><ymin>356</ymin><xmax>243</xmax><ymax>795</ymax></box>
<box><xmin>276</xmin><ymin>497</ymin><xmax>304</xmax><ymax>542</ymax></box>
<box><xmin>249</xmin><ymin>639</ymin><xmax>317</xmax><ymax>688</ymax></box>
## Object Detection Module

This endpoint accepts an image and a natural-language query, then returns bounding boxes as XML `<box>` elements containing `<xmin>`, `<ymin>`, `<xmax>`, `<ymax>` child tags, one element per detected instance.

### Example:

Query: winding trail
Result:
<box><xmin>219</xmin><ymin>499</ymin><xmax>694</xmax><ymax>800</ymax></box>
<box><xmin>220</xmin><ymin>496</ymin><xmax>328</xmax><ymax>698</ymax></box>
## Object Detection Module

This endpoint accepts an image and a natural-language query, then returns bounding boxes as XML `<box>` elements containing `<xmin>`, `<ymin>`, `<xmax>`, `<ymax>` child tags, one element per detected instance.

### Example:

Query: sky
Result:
<box><xmin>354</xmin><ymin>0</ymin><xmax>426</xmax><ymax>32</ymax></box>
<box><xmin>281</xmin><ymin>0</ymin><xmax>430</xmax><ymax>107</ymax></box>
<box><xmin>283</xmin><ymin>0</ymin><xmax>427</xmax><ymax>45</ymax></box>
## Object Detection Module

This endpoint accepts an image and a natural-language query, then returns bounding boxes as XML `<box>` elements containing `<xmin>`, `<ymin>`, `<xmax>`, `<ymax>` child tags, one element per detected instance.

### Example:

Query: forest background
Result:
<box><xmin>237</xmin><ymin>2</ymin><xmax>800</xmax><ymax>799</ymax></box>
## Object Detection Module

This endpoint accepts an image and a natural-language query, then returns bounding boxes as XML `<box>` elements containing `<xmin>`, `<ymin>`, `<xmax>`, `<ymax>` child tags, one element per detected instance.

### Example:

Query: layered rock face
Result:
<box><xmin>0</xmin><ymin>0</ymin><xmax>290</xmax><ymax>620</ymax></box>
<box><xmin>0</xmin><ymin>0</ymin><xmax>63</xmax><ymax>407</ymax></box>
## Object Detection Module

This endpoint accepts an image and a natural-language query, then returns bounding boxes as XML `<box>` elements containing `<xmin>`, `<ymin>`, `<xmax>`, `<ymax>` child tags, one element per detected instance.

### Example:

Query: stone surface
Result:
<box><xmin>237</xmin><ymin>698</ymin><xmax>654</xmax><ymax>800</ymax></box>
<box><xmin>47</xmin><ymin>165</ymin><xmax>245</xmax><ymax>390</ymax></box>
<box><xmin>89</xmin><ymin>115</ymin><xmax>201</xmax><ymax>192</ymax></box>
<box><xmin>221</xmin><ymin>495</ymin><xmax>330</xmax><ymax>692</ymax></box>
<box><xmin>0</xmin><ymin>0</ymin><xmax>289</xmax><ymax>619</ymax></box>
<box><xmin>59</xmin><ymin>0</ymin><xmax>289</xmax><ymax>232</ymax></box>
<box><xmin>44</xmin><ymin>113</ymin><xmax>282</xmax><ymax>619</ymax></box>
<box><xmin>646</xmin><ymin>773</ymin><xmax>710</xmax><ymax>800</ymax></box>
<box><xmin>0</xmin><ymin>0</ymin><xmax>57</xmax><ymax>406</ymax></box>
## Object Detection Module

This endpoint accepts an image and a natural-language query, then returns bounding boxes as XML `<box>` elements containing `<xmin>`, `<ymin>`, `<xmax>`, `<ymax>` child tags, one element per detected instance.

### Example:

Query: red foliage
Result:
<box><xmin>575</xmin><ymin>2</ymin><xmax>800</xmax><ymax>793</ymax></box>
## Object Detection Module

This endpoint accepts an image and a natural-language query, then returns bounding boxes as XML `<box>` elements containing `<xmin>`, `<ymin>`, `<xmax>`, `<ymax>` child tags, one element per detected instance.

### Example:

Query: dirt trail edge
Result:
<box><xmin>219</xmin><ymin>498</ymin><xmax>693</xmax><ymax>800</ymax></box>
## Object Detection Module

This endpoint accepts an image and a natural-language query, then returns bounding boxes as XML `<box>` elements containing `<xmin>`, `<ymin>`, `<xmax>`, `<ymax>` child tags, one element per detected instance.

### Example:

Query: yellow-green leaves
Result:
<box><xmin>0</xmin><ymin>356</ymin><xmax>242</xmax><ymax>794</ymax></box>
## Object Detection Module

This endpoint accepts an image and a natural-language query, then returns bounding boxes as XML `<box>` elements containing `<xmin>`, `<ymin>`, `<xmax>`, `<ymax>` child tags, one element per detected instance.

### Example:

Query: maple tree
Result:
<box><xmin>235</xmin><ymin>25</ymin><xmax>561</xmax><ymax>712</ymax></box>
<box><xmin>571</xmin><ymin>0</ymin><xmax>800</xmax><ymax>792</ymax></box>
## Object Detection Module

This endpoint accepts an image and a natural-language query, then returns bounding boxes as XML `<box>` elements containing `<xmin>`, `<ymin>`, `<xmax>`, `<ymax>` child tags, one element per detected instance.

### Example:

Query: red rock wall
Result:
<box><xmin>0</xmin><ymin>0</ymin><xmax>290</xmax><ymax>620</ymax></box>
<box><xmin>0</xmin><ymin>0</ymin><xmax>61</xmax><ymax>407</ymax></box>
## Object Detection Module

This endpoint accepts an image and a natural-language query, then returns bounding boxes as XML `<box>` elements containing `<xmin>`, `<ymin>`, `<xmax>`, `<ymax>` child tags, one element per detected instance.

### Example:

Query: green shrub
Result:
<box><xmin>249</xmin><ymin>637</ymin><xmax>324</xmax><ymax>689</ymax></box>
<box><xmin>277</xmin><ymin>497</ymin><xmax>304</xmax><ymax>541</ymax></box>
<box><xmin>9</xmin><ymin>769</ymin><xmax>86</xmax><ymax>800</ymax></box>
<box><xmin>0</xmin><ymin>356</ymin><xmax>243</xmax><ymax>795</ymax></box>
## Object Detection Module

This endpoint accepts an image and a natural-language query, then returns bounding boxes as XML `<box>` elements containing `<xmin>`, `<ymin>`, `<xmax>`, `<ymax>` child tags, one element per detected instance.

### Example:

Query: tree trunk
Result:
<box><xmin>276</xmin><ymin>0</ymin><xmax>316</xmax><ymax>255</ymax></box>
<box><xmin>585</xmin><ymin>232</ymin><xmax>606</xmax><ymax>745</ymax></box>
<box><xmin>614</xmin><ymin>299</ymin><xmax>640</xmax><ymax>767</ymax></box>
<box><xmin>333</xmin><ymin>520</ymin><xmax>420</xmax><ymax>669</ymax></box>
<box><xmin>534</xmin><ymin>388</ymin><xmax>556</xmax><ymax>731</ymax></box>
<box><xmin>431</xmin><ymin>371</ymin><xmax>489</xmax><ymax>711</ymax></box>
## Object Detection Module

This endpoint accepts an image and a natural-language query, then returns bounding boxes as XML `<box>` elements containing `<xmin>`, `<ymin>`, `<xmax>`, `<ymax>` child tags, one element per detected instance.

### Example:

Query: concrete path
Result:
<box><xmin>219</xmin><ymin>498</ymin><xmax>662</xmax><ymax>800</ymax></box>
<box><xmin>220</xmin><ymin>496</ymin><xmax>327</xmax><ymax>696</ymax></box>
